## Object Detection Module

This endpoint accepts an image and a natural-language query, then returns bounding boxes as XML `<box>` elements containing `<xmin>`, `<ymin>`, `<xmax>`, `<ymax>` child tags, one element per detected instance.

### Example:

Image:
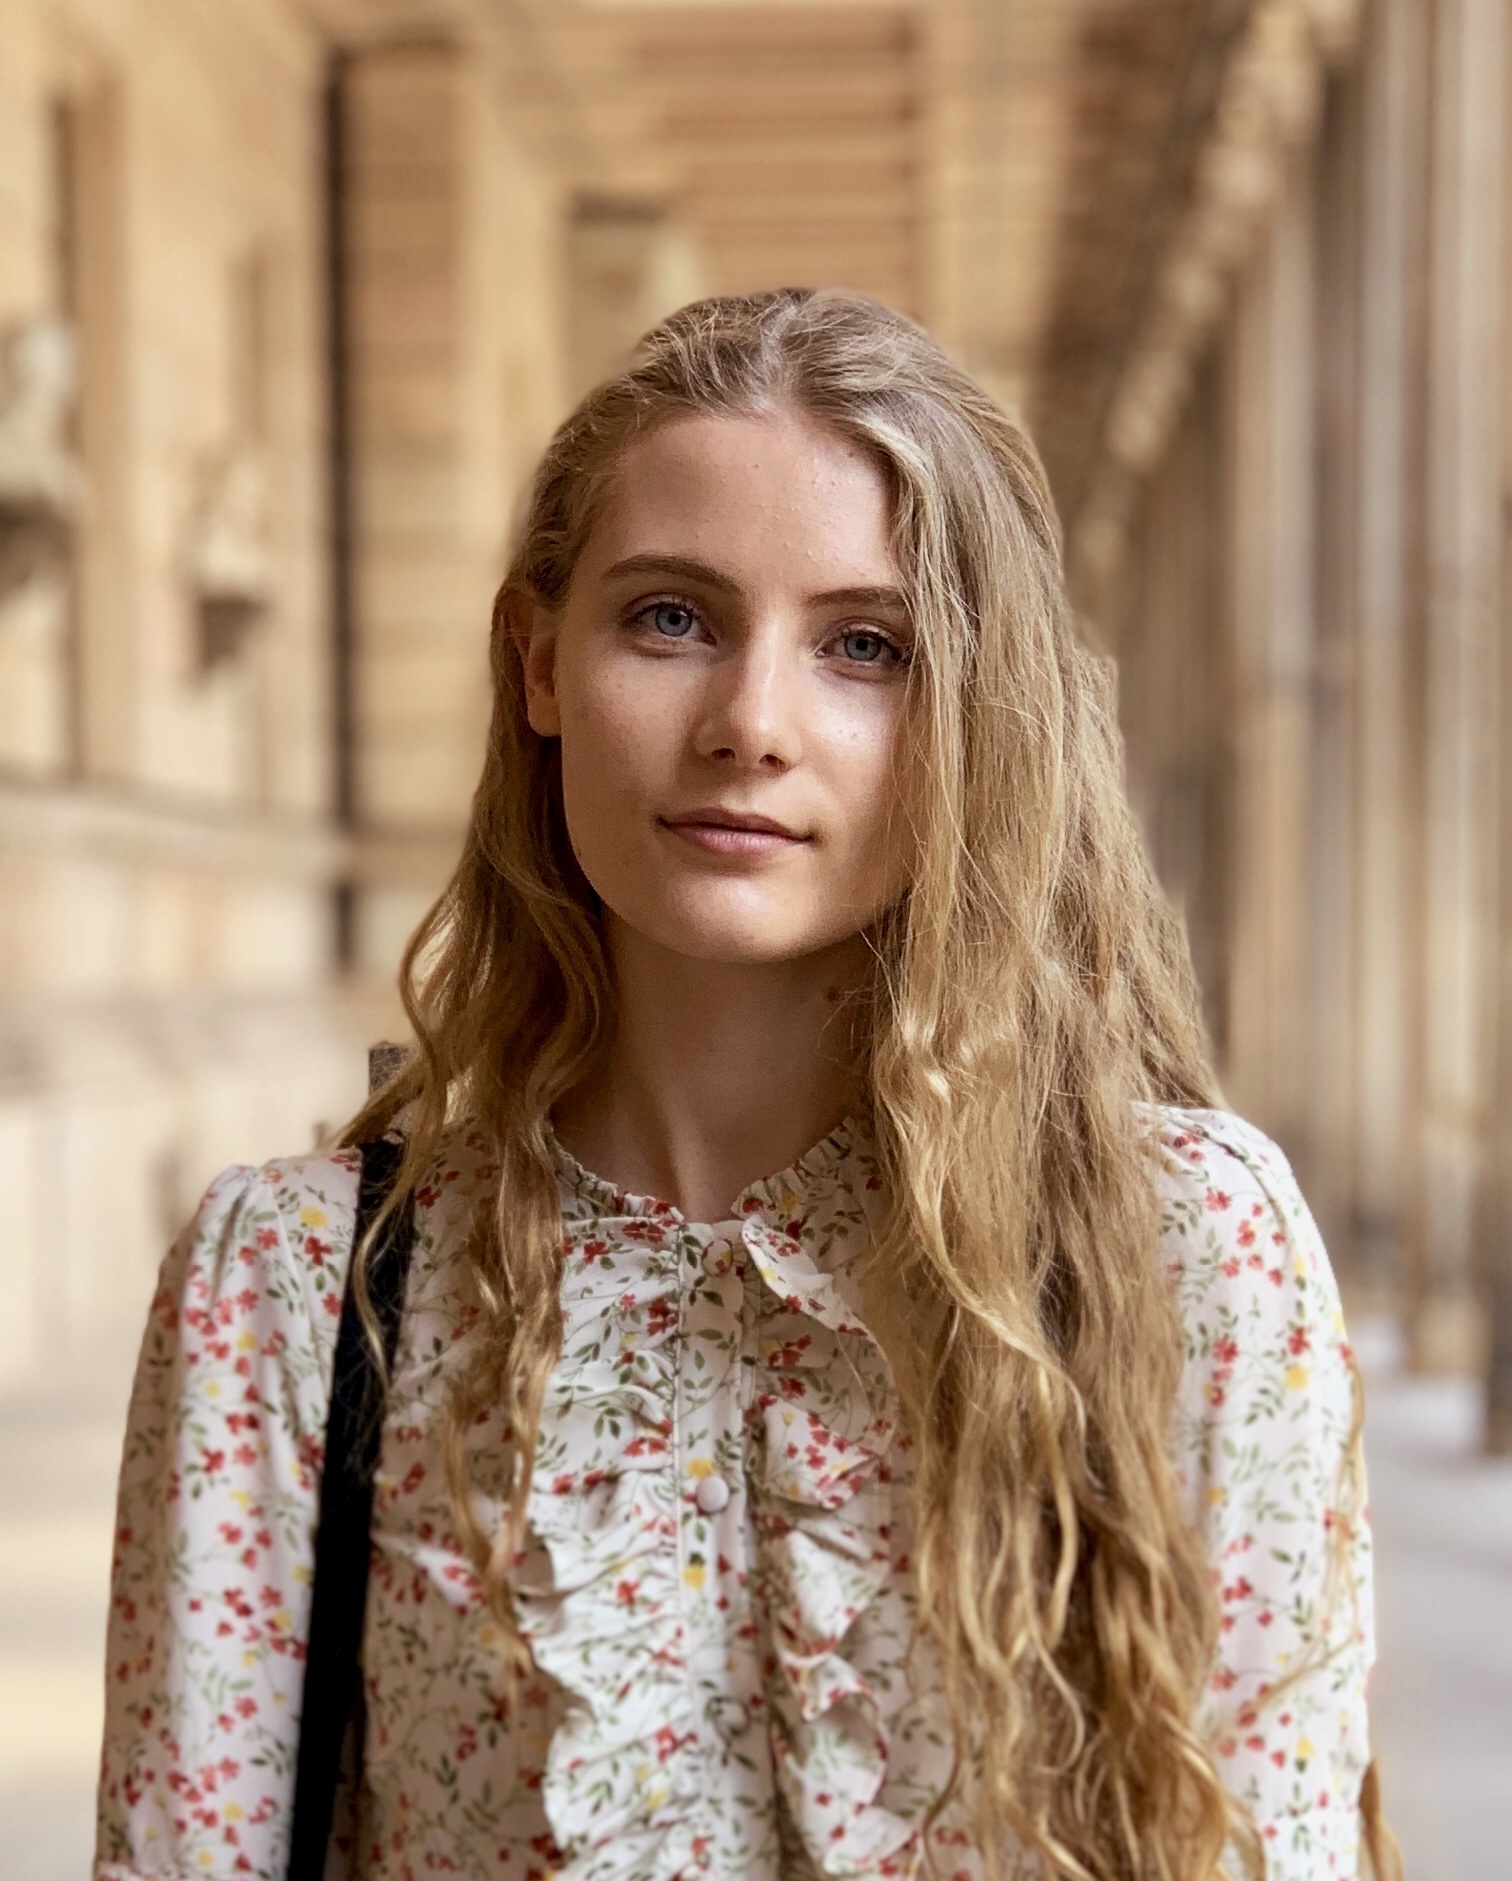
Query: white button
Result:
<box><xmin>695</xmin><ymin>1472</ymin><xmax>731</xmax><ymax>1514</ymax></box>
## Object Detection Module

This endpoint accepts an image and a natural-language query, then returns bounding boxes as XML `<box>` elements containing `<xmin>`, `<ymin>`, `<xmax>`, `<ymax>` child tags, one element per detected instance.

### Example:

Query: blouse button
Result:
<box><xmin>694</xmin><ymin>1472</ymin><xmax>731</xmax><ymax>1514</ymax></box>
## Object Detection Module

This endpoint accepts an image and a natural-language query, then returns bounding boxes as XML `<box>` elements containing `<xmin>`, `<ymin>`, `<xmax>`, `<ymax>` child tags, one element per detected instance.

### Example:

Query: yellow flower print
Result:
<box><xmin>687</xmin><ymin>1457</ymin><xmax>714</xmax><ymax>1480</ymax></box>
<box><xmin>682</xmin><ymin>1562</ymin><xmax>706</xmax><ymax>1591</ymax></box>
<box><xmin>1284</xmin><ymin>1363</ymin><xmax>1309</xmax><ymax>1391</ymax></box>
<box><xmin>299</xmin><ymin>1206</ymin><xmax>328</xmax><ymax>1229</ymax></box>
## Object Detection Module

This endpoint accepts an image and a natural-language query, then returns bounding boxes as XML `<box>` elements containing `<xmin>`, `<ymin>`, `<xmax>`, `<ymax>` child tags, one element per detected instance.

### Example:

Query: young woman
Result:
<box><xmin>97</xmin><ymin>291</ymin><xmax>1387</xmax><ymax>1881</ymax></box>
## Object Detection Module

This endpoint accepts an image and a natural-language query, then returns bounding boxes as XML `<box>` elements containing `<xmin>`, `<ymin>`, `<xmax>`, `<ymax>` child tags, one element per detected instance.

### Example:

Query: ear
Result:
<box><xmin>505</xmin><ymin>586</ymin><xmax>562</xmax><ymax>737</ymax></box>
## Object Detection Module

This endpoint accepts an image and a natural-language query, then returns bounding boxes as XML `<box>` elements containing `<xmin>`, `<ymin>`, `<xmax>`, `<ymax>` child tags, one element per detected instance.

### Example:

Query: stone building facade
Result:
<box><xmin>1068</xmin><ymin>0</ymin><xmax>1512</xmax><ymax>1429</ymax></box>
<box><xmin>3</xmin><ymin>0</ymin><xmax>1511</xmax><ymax>1428</ymax></box>
<box><xmin>0</xmin><ymin>0</ymin><xmax>583</xmax><ymax>1390</ymax></box>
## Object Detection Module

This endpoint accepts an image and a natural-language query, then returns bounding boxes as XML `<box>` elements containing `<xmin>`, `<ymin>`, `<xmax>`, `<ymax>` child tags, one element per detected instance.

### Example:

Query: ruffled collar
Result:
<box><xmin>546</xmin><ymin>1116</ymin><xmax>865</xmax><ymax>1229</ymax></box>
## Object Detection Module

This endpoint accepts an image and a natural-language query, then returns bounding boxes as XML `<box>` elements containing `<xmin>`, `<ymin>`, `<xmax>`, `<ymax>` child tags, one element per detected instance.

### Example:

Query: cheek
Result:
<box><xmin>822</xmin><ymin>697</ymin><xmax>913</xmax><ymax>876</ymax></box>
<box><xmin>552</xmin><ymin>661</ymin><xmax>675</xmax><ymax>866</ymax></box>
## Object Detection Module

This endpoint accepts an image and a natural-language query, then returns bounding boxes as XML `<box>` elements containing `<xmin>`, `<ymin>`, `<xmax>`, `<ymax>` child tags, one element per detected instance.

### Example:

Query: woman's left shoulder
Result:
<box><xmin>1150</xmin><ymin>1104</ymin><xmax>1359</xmax><ymax>1515</ymax></box>
<box><xmin>1150</xmin><ymin>1104</ymin><xmax>1347</xmax><ymax>1345</ymax></box>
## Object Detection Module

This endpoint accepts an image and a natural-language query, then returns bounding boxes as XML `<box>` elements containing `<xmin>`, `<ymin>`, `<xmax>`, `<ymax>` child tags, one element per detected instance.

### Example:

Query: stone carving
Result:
<box><xmin>185</xmin><ymin>443</ymin><xmax>274</xmax><ymax>670</ymax></box>
<box><xmin>0</xmin><ymin>317</ymin><xmax>85</xmax><ymax>602</ymax></box>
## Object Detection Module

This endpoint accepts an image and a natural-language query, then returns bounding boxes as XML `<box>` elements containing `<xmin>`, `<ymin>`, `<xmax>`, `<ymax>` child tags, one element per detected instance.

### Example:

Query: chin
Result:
<box><xmin>614</xmin><ymin>886</ymin><xmax>853</xmax><ymax>967</ymax></box>
<box><xmin>647</xmin><ymin>915</ymin><xmax>831</xmax><ymax>967</ymax></box>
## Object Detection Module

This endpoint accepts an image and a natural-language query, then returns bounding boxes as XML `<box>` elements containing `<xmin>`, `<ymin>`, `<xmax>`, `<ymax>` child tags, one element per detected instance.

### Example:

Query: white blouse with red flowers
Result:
<box><xmin>95</xmin><ymin>1107</ymin><xmax>1375</xmax><ymax>1881</ymax></box>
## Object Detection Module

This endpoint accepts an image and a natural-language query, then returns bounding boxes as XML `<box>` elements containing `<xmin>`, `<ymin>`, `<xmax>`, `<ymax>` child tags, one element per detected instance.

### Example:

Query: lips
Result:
<box><xmin>658</xmin><ymin>806</ymin><xmax>809</xmax><ymax>856</ymax></box>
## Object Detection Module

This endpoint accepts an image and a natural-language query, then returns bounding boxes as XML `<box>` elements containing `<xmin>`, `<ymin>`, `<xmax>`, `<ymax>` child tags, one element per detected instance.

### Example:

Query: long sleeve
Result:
<box><xmin>1159</xmin><ymin>1109</ymin><xmax>1375</xmax><ymax>1880</ymax></box>
<box><xmin>96</xmin><ymin>1152</ymin><xmax>360</xmax><ymax>1881</ymax></box>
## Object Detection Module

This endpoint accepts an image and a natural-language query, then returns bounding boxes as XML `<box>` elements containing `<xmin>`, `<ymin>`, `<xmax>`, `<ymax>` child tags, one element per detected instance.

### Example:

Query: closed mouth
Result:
<box><xmin>659</xmin><ymin>808</ymin><xmax>807</xmax><ymax>841</ymax></box>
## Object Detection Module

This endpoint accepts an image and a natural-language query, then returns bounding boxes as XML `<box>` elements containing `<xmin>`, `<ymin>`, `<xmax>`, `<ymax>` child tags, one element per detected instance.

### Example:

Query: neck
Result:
<box><xmin>553</xmin><ymin>918</ymin><xmax>872</xmax><ymax>1221</ymax></box>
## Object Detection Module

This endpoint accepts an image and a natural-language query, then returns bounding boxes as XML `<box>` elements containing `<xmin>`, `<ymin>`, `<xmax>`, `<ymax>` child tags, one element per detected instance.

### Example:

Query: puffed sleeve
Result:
<box><xmin>1157</xmin><ymin>1109</ymin><xmax>1375</xmax><ymax>1881</ymax></box>
<box><xmin>95</xmin><ymin>1151</ymin><xmax>360</xmax><ymax>1881</ymax></box>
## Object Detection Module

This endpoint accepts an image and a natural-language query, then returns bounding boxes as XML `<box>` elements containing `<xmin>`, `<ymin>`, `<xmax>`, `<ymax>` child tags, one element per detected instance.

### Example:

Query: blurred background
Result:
<box><xmin>1</xmin><ymin>0</ymin><xmax>1509</xmax><ymax>1873</ymax></box>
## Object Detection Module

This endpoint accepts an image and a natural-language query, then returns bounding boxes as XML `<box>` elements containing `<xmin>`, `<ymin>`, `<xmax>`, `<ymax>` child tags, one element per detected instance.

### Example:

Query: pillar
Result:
<box><xmin>1223</xmin><ymin>155</ymin><xmax>1319</xmax><ymax>1166</ymax></box>
<box><xmin>336</xmin><ymin>38</ymin><xmax>567</xmax><ymax>986</ymax></box>
<box><xmin>1406</xmin><ymin>0</ymin><xmax>1506</xmax><ymax>1368</ymax></box>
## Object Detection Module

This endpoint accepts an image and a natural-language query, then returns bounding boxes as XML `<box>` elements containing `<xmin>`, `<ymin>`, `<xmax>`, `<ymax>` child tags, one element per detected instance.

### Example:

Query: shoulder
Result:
<box><xmin>1149</xmin><ymin>1102</ymin><xmax>1347</xmax><ymax>1359</ymax></box>
<box><xmin>129</xmin><ymin>1150</ymin><xmax>365</xmax><ymax>1409</ymax></box>
<box><xmin>173</xmin><ymin>1147</ymin><xmax>364</xmax><ymax>1321</ymax></box>
<box><xmin>1149</xmin><ymin>1104</ymin><xmax>1336</xmax><ymax>1317</ymax></box>
<box><xmin>1151</xmin><ymin>1103</ymin><xmax>1305</xmax><ymax>1218</ymax></box>
<box><xmin>1149</xmin><ymin>1104</ymin><xmax>1357</xmax><ymax>1507</ymax></box>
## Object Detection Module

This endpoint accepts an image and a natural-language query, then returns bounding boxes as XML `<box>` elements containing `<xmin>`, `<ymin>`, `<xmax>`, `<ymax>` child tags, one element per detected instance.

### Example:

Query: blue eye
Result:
<box><xmin>840</xmin><ymin>629</ymin><xmax>891</xmax><ymax>664</ymax></box>
<box><xmin>648</xmin><ymin>602</ymin><xmax>696</xmax><ymax>638</ymax></box>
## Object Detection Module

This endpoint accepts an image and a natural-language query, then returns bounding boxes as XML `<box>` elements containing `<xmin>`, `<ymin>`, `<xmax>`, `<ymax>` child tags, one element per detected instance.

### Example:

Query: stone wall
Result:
<box><xmin>0</xmin><ymin>0</ymin><xmax>583</xmax><ymax>1389</ymax></box>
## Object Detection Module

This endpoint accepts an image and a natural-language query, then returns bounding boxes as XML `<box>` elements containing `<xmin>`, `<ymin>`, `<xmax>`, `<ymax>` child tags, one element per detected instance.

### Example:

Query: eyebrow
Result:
<box><xmin>600</xmin><ymin>553</ymin><xmax>910</xmax><ymax>615</ymax></box>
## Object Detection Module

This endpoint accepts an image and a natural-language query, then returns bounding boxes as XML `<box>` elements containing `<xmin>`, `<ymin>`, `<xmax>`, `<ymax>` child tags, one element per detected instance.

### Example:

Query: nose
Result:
<box><xmin>693</xmin><ymin>626</ymin><xmax>802</xmax><ymax>773</ymax></box>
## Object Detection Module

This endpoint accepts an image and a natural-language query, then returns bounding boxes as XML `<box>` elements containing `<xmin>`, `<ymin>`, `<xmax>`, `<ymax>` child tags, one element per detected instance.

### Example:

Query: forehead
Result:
<box><xmin>579</xmin><ymin>407</ymin><xmax>898</xmax><ymax>585</ymax></box>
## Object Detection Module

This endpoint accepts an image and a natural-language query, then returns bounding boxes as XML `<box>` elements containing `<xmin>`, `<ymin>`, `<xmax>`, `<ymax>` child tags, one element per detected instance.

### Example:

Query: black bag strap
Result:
<box><xmin>287</xmin><ymin>1133</ymin><xmax>414</xmax><ymax>1879</ymax></box>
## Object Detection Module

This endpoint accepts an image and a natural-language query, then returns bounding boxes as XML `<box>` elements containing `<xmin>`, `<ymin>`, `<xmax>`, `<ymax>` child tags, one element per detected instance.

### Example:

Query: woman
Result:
<box><xmin>97</xmin><ymin>290</ymin><xmax>1388</xmax><ymax>1881</ymax></box>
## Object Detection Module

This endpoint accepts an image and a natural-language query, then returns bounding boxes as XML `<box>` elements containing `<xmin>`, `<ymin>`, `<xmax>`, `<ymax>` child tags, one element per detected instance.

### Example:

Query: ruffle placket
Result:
<box><xmin>511</xmin><ymin>1126</ymin><xmax>922</xmax><ymax>1881</ymax></box>
<box><xmin>510</xmin><ymin>1219</ymin><xmax>707</xmax><ymax>1881</ymax></box>
<box><xmin>742</xmin><ymin>1202</ymin><xmax>921</xmax><ymax>1879</ymax></box>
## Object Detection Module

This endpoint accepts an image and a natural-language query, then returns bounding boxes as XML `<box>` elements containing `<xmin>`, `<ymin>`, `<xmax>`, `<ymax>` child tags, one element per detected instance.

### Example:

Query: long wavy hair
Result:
<box><xmin>343</xmin><ymin>290</ymin><xmax>1372</xmax><ymax>1880</ymax></box>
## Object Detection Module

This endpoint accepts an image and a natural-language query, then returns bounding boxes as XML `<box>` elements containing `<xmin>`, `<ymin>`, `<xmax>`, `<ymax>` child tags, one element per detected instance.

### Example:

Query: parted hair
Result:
<box><xmin>344</xmin><ymin>289</ymin><xmax>1377</xmax><ymax>1880</ymax></box>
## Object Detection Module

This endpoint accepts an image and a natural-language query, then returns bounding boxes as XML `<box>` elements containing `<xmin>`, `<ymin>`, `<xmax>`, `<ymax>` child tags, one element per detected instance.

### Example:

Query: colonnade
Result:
<box><xmin>1073</xmin><ymin>0</ymin><xmax>1512</xmax><ymax>1434</ymax></box>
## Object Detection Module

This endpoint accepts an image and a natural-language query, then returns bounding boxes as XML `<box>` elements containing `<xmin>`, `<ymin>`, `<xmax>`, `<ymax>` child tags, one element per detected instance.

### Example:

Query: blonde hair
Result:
<box><xmin>344</xmin><ymin>290</ymin><xmax>1364</xmax><ymax>1879</ymax></box>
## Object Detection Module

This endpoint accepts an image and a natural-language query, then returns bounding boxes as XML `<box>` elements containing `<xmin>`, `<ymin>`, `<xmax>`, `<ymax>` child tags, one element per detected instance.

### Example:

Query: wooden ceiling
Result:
<box><xmin>564</xmin><ymin>0</ymin><xmax>1226</xmax><ymax>521</ymax></box>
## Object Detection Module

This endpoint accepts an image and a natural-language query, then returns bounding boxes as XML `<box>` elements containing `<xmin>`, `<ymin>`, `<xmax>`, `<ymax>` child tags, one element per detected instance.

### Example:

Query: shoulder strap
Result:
<box><xmin>287</xmin><ymin>1135</ymin><xmax>414</xmax><ymax>1880</ymax></box>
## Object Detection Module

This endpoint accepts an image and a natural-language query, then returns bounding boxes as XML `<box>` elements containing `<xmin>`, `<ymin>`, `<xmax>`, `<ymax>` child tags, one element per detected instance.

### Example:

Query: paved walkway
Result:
<box><xmin>0</xmin><ymin>1352</ymin><xmax>131</xmax><ymax>1881</ymax></box>
<box><xmin>0</xmin><ymin>1319</ymin><xmax>1506</xmax><ymax>1878</ymax></box>
<box><xmin>1355</xmin><ymin>1320</ymin><xmax>1512</xmax><ymax>1878</ymax></box>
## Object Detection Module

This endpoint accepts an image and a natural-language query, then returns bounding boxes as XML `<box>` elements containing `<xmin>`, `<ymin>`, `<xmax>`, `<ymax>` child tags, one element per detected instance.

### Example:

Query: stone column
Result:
<box><xmin>336</xmin><ymin>38</ymin><xmax>567</xmax><ymax>988</ymax></box>
<box><xmin>1113</xmin><ymin>353</ymin><xmax>1232</xmax><ymax>1063</ymax></box>
<box><xmin>1406</xmin><ymin>0</ymin><xmax>1506</xmax><ymax>1368</ymax></box>
<box><xmin>1332</xmin><ymin>0</ymin><xmax>1431</xmax><ymax>1300</ymax></box>
<box><xmin>1306</xmin><ymin>59</ymin><xmax>1365</xmax><ymax>1265</ymax></box>
<box><xmin>1223</xmin><ymin>155</ymin><xmax>1319</xmax><ymax>1165</ymax></box>
<box><xmin>1480</xmin><ymin>0</ymin><xmax>1512</xmax><ymax>1448</ymax></box>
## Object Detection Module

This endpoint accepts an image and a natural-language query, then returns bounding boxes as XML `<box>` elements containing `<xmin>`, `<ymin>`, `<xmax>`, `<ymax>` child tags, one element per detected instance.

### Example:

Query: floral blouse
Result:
<box><xmin>96</xmin><ymin>1107</ymin><xmax>1374</xmax><ymax>1881</ymax></box>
